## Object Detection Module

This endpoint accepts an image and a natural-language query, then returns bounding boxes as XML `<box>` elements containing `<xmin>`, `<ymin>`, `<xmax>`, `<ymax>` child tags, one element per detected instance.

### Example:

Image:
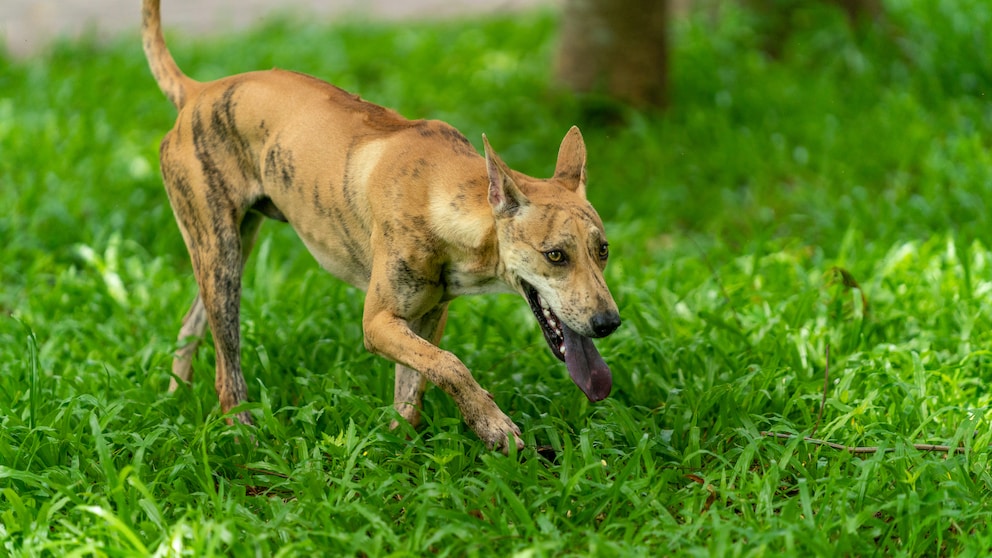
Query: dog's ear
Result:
<box><xmin>483</xmin><ymin>134</ymin><xmax>529</xmax><ymax>217</ymax></box>
<box><xmin>554</xmin><ymin>126</ymin><xmax>588</xmax><ymax>198</ymax></box>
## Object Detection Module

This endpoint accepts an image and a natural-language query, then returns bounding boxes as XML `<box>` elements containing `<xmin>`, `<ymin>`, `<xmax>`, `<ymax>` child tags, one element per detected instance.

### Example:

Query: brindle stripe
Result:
<box><xmin>539</xmin><ymin>211</ymin><xmax>567</xmax><ymax>246</ymax></box>
<box><xmin>191</xmin><ymin>108</ymin><xmax>238</xmax><ymax>218</ymax></box>
<box><xmin>339</xmin><ymin>148</ymin><xmax>370</xmax><ymax>237</ymax></box>
<box><xmin>414</xmin><ymin>121</ymin><xmax>477</xmax><ymax>157</ymax></box>
<box><xmin>389</xmin><ymin>258</ymin><xmax>442</xmax><ymax>315</ymax></box>
<box><xmin>163</xmin><ymin>168</ymin><xmax>208</xmax><ymax>250</ymax></box>
<box><xmin>264</xmin><ymin>145</ymin><xmax>279</xmax><ymax>186</ymax></box>
<box><xmin>262</xmin><ymin>141</ymin><xmax>296</xmax><ymax>192</ymax></box>
<box><xmin>440</xmin><ymin>125</ymin><xmax>476</xmax><ymax>157</ymax></box>
<box><xmin>209</xmin><ymin>83</ymin><xmax>259</xmax><ymax>182</ymax></box>
<box><xmin>394</xmin><ymin>216</ymin><xmax>442</xmax><ymax>260</ymax></box>
<box><xmin>328</xmin><ymin>205</ymin><xmax>372</xmax><ymax>279</ymax></box>
<box><xmin>280</xmin><ymin>156</ymin><xmax>294</xmax><ymax>189</ymax></box>
<box><xmin>577</xmin><ymin>205</ymin><xmax>602</xmax><ymax>227</ymax></box>
<box><xmin>312</xmin><ymin>179</ymin><xmax>331</xmax><ymax>217</ymax></box>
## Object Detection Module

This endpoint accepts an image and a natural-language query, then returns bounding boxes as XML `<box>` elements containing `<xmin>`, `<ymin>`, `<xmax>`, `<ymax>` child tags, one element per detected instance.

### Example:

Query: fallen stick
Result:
<box><xmin>760</xmin><ymin>431</ymin><xmax>967</xmax><ymax>454</ymax></box>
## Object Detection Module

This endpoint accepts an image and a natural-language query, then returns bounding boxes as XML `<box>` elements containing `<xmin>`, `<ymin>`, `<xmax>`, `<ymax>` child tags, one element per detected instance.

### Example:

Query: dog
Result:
<box><xmin>142</xmin><ymin>0</ymin><xmax>621</xmax><ymax>452</ymax></box>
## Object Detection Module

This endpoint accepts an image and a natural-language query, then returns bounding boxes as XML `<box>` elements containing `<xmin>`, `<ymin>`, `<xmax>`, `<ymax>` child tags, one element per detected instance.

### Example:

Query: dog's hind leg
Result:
<box><xmin>169</xmin><ymin>212</ymin><xmax>265</xmax><ymax>394</ymax></box>
<box><xmin>170</xmin><ymin>293</ymin><xmax>206</xmax><ymax>392</ymax></box>
<box><xmin>197</xmin><ymin>209</ymin><xmax>264</xmax><ymax>425</ymax></box>
<box><xmin>163</xmin><ymin>147</ymin><xmax>262</xmax><ymax>425</ymax></box>
<box><xmin>390</xmin><ymin>303</ymin><xmax>449</xmax><ymax>430</ymax></box>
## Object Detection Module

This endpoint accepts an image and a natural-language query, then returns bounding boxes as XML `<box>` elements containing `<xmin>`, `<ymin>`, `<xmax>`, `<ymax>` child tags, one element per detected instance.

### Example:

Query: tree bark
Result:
<box><xmin>556</xmin><ymin>0</ymin><xmax>669</xmax><ymax>109</ymax></box>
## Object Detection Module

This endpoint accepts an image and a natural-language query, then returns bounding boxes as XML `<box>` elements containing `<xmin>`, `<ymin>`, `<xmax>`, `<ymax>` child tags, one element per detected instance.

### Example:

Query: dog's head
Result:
<box><xmin>483</xmin><ymin>127</ymin><xmax>621</xmax><ymax>402</ymax></box>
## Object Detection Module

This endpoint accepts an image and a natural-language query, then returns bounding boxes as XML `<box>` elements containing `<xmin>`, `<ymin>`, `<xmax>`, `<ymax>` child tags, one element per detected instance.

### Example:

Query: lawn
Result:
<box><xmin>2</xmin><ymin>0</ymin><xmax>992</xmax><ymax>555</ymax></box>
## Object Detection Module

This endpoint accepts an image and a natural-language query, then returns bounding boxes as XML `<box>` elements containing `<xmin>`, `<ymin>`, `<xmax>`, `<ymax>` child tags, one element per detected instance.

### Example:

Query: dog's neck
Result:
<box><xmin>425</xmin><ymin>159</ymin><xmax>516</xmax><ymax>297</ymax></box>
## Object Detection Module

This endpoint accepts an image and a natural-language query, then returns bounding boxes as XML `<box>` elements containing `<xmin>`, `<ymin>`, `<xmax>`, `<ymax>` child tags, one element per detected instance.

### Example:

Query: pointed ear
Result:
<box><xmin>483</xmin><ymin>134</ymin><xmax>529</xmax><ymax>217</ymax></box>
<box><xmin>554</xmin><ymin>126</ymin><xmax>588</xmax><ymax>198</ymax></box>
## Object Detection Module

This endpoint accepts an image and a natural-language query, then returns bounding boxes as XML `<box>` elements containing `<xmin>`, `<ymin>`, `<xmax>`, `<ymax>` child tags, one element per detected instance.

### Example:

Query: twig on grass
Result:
<box><xmin>810</xmin><ymin>343</ymin><xmax>829</xmax><ymax>438</ymax></box>
<box><xmin>764</xmin><ymin>341</ymin><xmax>968</xmax><ymax>454</ymax></box>
<box><xmin>759</xmin><ymin>431</ymin><xmax>966</xmax><ymax>454</ymax></box>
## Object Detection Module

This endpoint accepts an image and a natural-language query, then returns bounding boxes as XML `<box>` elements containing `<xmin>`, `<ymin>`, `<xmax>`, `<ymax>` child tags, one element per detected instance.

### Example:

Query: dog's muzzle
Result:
<box><xmin>521</xmin><ymin>280</ymin><xmax>614</xmax><ymax>402</ymax></box>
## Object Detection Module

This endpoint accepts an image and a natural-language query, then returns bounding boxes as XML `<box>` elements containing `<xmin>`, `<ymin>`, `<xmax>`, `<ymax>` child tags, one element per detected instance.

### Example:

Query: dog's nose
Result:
<box><xmin>590</xmin><ymin>311</ymin><xmax>621</xmax><ymax>338</ymax></box>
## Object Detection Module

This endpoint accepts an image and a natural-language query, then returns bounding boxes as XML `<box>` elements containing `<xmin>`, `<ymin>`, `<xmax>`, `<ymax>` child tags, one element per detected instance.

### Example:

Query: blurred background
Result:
<box><xmin>2</xmin><ymin>0</ymin><xmax>553</xmax><ymax>58</ymax></box>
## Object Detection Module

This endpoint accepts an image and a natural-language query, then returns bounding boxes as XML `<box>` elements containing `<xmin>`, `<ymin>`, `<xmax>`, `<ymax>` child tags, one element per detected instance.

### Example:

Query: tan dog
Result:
<box><xmin>142</xmin><ymin>0</ymin><xmax>620</xmax><ymax>452</ymax></box>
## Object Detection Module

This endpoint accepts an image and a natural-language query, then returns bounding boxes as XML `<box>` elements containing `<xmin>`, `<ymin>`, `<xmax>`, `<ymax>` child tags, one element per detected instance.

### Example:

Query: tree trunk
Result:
<box><xmin>556</xmin><ymin>0</ymin><xmax>669</xmax><ymax>109</ymax></box>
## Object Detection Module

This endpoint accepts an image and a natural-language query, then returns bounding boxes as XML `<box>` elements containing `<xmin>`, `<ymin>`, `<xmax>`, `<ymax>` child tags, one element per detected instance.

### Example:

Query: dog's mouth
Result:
<box><xmin>522</xmin><ymin>280</ymin><xmax>612</xmax><ymax>402</ymax></box>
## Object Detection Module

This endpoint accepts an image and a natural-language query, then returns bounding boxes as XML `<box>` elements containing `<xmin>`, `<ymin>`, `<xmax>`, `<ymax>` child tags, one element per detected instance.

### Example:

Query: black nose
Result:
<box><xmin>590</xmin><ymin>311</ymin><xmax>621</xmax><ymax>338</ymax></box>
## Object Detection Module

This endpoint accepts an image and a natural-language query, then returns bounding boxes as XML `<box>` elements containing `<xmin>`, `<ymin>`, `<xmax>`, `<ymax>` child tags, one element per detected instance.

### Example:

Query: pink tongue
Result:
<box><xmin>562</xmin><ymin>324</ymin><xmax>612</xmax><ymax>401</ymax></box>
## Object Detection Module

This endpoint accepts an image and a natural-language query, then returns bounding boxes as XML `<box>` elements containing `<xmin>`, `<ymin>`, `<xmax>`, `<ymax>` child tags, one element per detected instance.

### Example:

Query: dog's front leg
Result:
<box><xmin>390</xmin><ymin>304</ymin><xmax>449</xmax><ymax>430</ymax></box>
<box><xmin>366</xmin><ymin>309</ymin><xmax>523</xmax><ymax>452</ymax></box>
<box><xmin>363</xmin><ymin>287</ymin><xmax>522</xmax><ymax>452</ymax></box>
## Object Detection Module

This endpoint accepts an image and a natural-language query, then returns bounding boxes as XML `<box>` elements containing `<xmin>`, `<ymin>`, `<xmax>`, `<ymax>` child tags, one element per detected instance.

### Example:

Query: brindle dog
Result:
<box><xmin>142</xmin><ymin>0</ymin><xmax>620</xmax><ymax>452</ymax></box>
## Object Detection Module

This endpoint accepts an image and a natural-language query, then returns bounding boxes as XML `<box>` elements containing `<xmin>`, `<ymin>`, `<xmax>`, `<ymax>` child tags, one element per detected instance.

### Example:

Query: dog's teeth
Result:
<box><xmin>560</xmin><ymin>344</ymin><xmax>567</xmax><ymax>356</ymax></box>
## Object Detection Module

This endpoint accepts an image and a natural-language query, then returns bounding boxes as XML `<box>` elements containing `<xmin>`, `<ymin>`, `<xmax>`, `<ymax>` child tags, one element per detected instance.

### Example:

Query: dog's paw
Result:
<box><xmin>490</xmin><ymin>421</ymin><xmax>525</xmax><ymax>455</ymax></box>
<box><xmin>466</xmin><ymin>403</ymin><xmax>524</xmax><ymax>455</ymax></box>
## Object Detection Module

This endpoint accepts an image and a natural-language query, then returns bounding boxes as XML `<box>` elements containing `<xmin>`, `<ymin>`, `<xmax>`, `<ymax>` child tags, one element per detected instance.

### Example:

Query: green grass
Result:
<box><xmin>3</xmin><ymin>0</ymin><xmax>992</xmax><ymax>554</ymax></box>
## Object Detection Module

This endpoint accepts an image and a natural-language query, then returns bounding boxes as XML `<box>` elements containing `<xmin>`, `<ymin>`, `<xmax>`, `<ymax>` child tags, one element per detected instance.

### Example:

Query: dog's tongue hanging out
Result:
<box><xmin>562</xmin><ymin>324</ymin><xmax>612</xmax><ymax>401</ymax></box>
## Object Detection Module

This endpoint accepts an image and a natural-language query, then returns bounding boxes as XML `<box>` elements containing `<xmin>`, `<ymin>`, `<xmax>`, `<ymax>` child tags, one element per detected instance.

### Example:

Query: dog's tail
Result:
<box><xmin>142</xmin><ymin>0</ymin><xmax>201</xmax><ymax>109</ymax></box>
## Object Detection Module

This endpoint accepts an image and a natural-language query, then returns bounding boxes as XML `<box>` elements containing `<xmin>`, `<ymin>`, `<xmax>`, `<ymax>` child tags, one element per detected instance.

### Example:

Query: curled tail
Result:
<box><xmin>142</xmin><ymin>0</ymin><xmax>200</xmax><ymax>109</ymax></box>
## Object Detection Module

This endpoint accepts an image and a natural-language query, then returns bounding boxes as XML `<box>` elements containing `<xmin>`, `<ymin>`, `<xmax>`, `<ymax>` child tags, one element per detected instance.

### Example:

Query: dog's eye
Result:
<box><xmin>544</xmin><ymin>250</ymin><xmax>567</xmax><ymax>265</ymax></box>
<box><xmin>598</xmin><ymin>243</ymin><xmax>609</xmax><ymax>260</ymax></box>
